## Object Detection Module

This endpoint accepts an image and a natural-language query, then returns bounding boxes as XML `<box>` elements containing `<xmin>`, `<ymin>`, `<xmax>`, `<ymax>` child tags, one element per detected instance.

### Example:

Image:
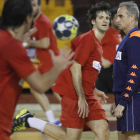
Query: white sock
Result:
<box><xmin>45</xmin><ymin>110</ymin><xmax>57</xmax><ymax>123</ymax></box>
<box><xmin>27</xmin><ymin>117</ymin><xmax>47</xmax><ymax>132</ymax></box>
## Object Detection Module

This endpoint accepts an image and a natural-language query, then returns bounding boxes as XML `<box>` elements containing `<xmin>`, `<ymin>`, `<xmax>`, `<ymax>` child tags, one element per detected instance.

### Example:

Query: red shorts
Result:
<box><xmin>60</xmin><ymin>96</ymin><xmax>108</xmax><ymax>128</ymax></box>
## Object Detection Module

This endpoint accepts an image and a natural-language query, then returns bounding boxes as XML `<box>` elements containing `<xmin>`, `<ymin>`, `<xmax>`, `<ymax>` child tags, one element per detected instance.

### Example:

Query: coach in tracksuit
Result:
<box><xmin>110</xmin><ymin>1</ymin><xmax>140</xmax><ymax>140</ymax></box>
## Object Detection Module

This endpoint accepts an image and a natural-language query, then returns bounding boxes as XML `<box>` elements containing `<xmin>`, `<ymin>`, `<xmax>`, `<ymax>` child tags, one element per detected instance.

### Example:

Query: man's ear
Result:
<box><xmin>91</xmin><ymin>19</ymin><xmax>95</xmax><ymax>26</ymax></box>
<box><xmin>25</xmin><ymin>16</ymin><xmax>30</xmax><ymax>24</ymax></box>
<box><xmin>130</xmin><ymin>14</ymin><xmax>135</xmax><ymax>23</ymax></box>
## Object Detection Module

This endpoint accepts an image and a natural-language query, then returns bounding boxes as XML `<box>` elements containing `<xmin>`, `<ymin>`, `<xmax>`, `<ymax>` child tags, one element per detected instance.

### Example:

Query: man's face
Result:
<box><xmin>92</xmin><ymin>11</ymin><xmax>110</xmax><ymax>32</ymax></box>
<box><xmin>116</xmin><ymin>6</ymin><xmax>132</xmax><ymax>31</ymax></box>
<box><xmin>111</xmin><ymin>14</ymin><xmax>119</xmax><ymax>30</ymax></box>
<box><xmin>31</xmin><ymin>0</ymin><xmax>40</xmax><ymax>18</ymax></box>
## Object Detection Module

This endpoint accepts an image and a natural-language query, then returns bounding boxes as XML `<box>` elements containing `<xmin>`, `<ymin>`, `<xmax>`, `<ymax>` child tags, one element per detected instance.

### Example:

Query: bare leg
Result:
<box><xmin>66</xmin><ymin>127</ymin><xmax>83</xmax><ymax>140</ymax></box>
<box><xmin>124</xmin><ymin>131</ymin><xmax>140</xmax><ymax>140</ymax></box>
<box><xmin>43</xmin><ymin>124</ymin><xmax>83</xmax><ymax>140</ymax></box>
<box><xmin>86</xmin><ymin>119</ymin><xmax>110</xmax><ymax>140</ymax></box>
<box><xmin>30</xmin><ymin>88</ymin><xmax>51</xmax><ymax>111</ymax></box>
<box><xmin>30</xmin><ymin>88</ymin><xmax>59</xmax><ymax>124</ymax></box>
<box><xmin>53</xmin><ymin>91</ymin><xmax>61</xmax><ymax>102</ymax></box>
<box><xmin>43</xmin><ymin>123</ymin><xmax>68</xmax><ymax>140</ymax></box>
<box><xmin>118</xmin><ymin>131</ymin><xmax>126</xmax><ymax>140</ymax></box>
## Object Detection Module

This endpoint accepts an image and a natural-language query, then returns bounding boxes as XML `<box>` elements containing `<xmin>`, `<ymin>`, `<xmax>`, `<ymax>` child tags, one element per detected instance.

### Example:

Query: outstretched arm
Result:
<box><xmin>25</xmin><ymin>47</ymin><xmax>75</xmax><ymax>93</ymax></box>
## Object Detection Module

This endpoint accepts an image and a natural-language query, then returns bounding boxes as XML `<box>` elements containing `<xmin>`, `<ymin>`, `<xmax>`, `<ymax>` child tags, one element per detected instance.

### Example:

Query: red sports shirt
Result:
<box><xmin>102</xmin><ymin>27</ymin><xmax>122</xmax><ymax>64</ymax></box>
<box><xmin>0</xmin><ymin>30</ymin><xmax>36</xmax><ymax>139</ymax></box>
<box><xmin>52</xmin><ymin>30</ymin><xmax>102</xmax><ymax>100</ymax></box>
<box><xmin>33</xmin><ymin>14</ymin><xmax>60</xmax><ymax>74</ymax></box>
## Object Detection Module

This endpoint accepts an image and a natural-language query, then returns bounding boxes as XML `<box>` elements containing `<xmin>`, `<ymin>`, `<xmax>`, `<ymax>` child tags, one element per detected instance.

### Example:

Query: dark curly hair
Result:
<box><xmin>87</xmin><ymin>1</ymin><xmax>111</xmax><ymax>29</ymax></box>
<box><xmin>1</xmin><ymin>0</ymin><xmax>32</xmax><ymax>30</ymax></box>
<box><xmin>110</xmin><ymin>5</ymin><xmax>119</xmax><ymax>20</ymax></box>
<box><xmin>31</xmin><ymin>0</ymin><xmax>41</xmax><ymax>5</ymax></box>
<box><xmin>38</xmin><ymin>0</ymin><xmax>41</xmax><ymax>5</ymax></box>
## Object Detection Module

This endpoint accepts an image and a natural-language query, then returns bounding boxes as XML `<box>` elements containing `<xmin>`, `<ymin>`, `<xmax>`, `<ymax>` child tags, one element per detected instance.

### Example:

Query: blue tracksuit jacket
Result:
<box><xmin>113</xmin><ymin>27</ymin><xmax>140</xmax><ymax>107</ymax></box>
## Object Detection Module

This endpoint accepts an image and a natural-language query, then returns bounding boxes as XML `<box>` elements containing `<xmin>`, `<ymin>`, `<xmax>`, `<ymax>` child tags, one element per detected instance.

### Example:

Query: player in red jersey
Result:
<box><xmin>25</xmin><ymin>0</ymin><xmax>61</xmax><ymax>125</ymax></box>
<box><xmin>96</xmin><ymin>6</ymin><xmax>122</xmax><ymax>93</ymax></box>
<box><xmin>0</xmin><ymin>0</ymin><xmax>74</xmax><ymax>139</ymax></box>
<box><xmin>51</xmin><ymin>1</ymin><xmax>111</xmax><ymax>140</ymax></box>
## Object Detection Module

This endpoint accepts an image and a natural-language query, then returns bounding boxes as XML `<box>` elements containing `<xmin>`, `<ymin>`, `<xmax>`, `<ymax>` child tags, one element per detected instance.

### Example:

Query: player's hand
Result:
<box><xmin>23</xmin><ymin>39</ymin><xmax>36</xmax><ymax>48</ymax></box>
<box><xmin>94</xmin><ymin>88</ymin><xmax>108</xmax><ymax>105</ymax></box>
<box><xmin>49</xmin><ymin>46</ymin><xmax>75</xmax><ymax>72</ymax></box>
<box><xmin>22</xmin><ymin>28</ymin><xmax>37</xmax><ymax>42</ymax></box>
<box><xmin>114</xmin><ymin>104</ymin><xmax>125</xmax><ymax>118</ymax></box>
<box><xmin>110</xmin><ymin>102</ymin><xmax>116</xmax><ymax>117</ymax></box>
<box><xmin>78</xmin><ymin>97</ymin><xmax>89</xmax><ymax>118</ymax></box>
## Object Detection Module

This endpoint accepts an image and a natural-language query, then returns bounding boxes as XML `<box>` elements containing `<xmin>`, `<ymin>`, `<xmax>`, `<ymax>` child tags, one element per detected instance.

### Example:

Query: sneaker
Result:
<box><xmin>11</xmin><ymin>108</ymin><xmax>33</xmax><ymax>134</ymax></box>
<box><xmin>54</xmin><ymin>120</ymin><xmax>62</xmax><ymax>127</ymax></box>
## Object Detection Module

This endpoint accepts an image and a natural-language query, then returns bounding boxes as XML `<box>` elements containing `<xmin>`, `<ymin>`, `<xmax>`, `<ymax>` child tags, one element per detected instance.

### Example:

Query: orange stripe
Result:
<box><xmin>130</xmin><ymin>31</ymin><xmax>140</xmax><ymax>38</ymax></box>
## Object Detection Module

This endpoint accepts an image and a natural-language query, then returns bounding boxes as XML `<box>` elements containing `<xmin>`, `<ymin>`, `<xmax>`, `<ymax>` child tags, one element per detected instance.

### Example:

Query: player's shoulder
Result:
<box><xmin>37</xmin><ymin>14</ymin><xmax>52</xmax><ymax>24</ymax></box>
<box><xmin>0</xmin><ymin>30</ymin><xmax>21</xmax><ymax>48</ymax></box>
<box><xmin>9</xmin><ymin>39</ymin><xmax>23</xmax><ymax>50</ymax></box>
<box><xmin>72</xmin><ymin>30</ymin><xmax>93</xmax><ymax>43</ymax></box>
<box><xmin>130</xmin><ymin>30</ymin><xmax>140</xmax><ymax>38</ymax></box>
<box><xmin>124</xmin><ymin>30</ymin><xmax>140</xmax><ymax>48</ymax></box>
<box><xmin>127</xmin><ymin>30</ymin><xmax>140</xmax><ymax>42</ymax></box>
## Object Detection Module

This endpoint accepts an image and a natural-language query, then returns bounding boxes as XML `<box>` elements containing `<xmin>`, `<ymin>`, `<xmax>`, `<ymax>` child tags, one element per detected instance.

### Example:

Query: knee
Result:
<box><xmin>95</xmin><ymin>124</ymin><xmax>110</xmax><ymax>140</ymax></box>
<box><xmin>59</xmin><ymin>130</ymin><xmax>68</xmax><ymax>140</ymax></box>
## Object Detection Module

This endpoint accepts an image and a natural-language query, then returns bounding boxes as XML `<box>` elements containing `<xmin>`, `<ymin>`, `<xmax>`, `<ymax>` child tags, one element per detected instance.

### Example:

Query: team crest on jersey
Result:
<box><xmin>115</xmin><ymin>51</ymin><xmax>122</xmax><ymax>60</ymax></box>
<box><xmin>92</xmin><ymin>61</ymin><xmax>101</xmax><ymax>72</ymax></box>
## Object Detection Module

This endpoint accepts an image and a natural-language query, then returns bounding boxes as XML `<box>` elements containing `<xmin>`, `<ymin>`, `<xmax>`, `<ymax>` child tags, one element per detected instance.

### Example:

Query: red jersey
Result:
<box><xmin>0</xmin><ymin>30</ymin><xmax>36</xmax><ymax>139</ymax></box>
<box><xmin>52</xmin><ymin>30</ymin><xmax>102</xmax><ymax>100</ymax></box>
<box><xmin>33</xmin><ymin>14</ymin><xmax>60</xmax><ymax>74</ymax></box>
<box><xmin>102</xmin><ymin>27</ymin><xmax>122</xmax><ymax>64</ymax></box>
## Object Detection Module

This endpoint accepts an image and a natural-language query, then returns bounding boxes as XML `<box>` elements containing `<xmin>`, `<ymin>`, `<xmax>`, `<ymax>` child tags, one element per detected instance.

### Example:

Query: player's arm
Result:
<box><xmin>26</xmin><ymin>21</ymin><xmax>51</xmax><ymax>49</ymax></box>
<box><xmin>25</xmin><ymin>66</ymin><xmax>60</xmax><ymax>93</ymax></box>
<box><xmin>70</xmin><ymin>61</ymin><xmax>89</xmax><ymax>118</ymax></box>
<box><xmin>25</xmin><ymin>48</ymin><xmax>74</xmax><ymax>93</ymax></box>
<box><xmin>27</xmin><ymin>37</ymin><xmax>50</xmax><ymax>49</ymax></box>
<box><xmin>21</xmin><ymin>27</ymin><xmax>50</xmax><ymax>49</ymax></box>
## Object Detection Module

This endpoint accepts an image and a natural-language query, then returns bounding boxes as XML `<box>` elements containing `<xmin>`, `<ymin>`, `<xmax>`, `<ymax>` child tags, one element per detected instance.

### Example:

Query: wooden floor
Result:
<box><xmin>11</xmin><ymin>132</ymin><xmax>118</xmax><ymax>140</ymax></box>
<box><xmin>10</xmin><ymin>103</ymin><xmax>118</xmax><ymax>140</ymax></box>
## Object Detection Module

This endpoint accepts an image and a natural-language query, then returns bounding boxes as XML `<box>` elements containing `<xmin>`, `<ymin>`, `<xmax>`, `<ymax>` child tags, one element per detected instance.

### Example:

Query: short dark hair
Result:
<box><xmin>87</xmin><ymin>1</ymin><xmax>111</xmax><ymax>28</ymax></box>
<box><xmin>110</xmin><ymin>5</ymin><xmax>119</xmax><ymax>20</ymax></box>
<box><xmin>38</xmin><ymin>0</ymin><xmax>41</xmax><ymax>5</ymax></box>
<box><xmin>1</xmin><ymin>0</ymin><xmax>32</xmax><ymax>30</ymax></box>
<box><xmin>31</xmin><ymin>0</ymin><xmax>41</xmax><ymax>5</ymax></box>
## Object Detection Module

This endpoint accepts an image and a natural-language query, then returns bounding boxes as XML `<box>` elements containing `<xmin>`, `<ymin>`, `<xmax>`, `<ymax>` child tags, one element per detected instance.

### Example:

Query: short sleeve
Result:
<box><xmin>3</xmin><ymin>41</ymin><xmax>36</xmax><ymax>79</ymax></box>
<box><xmin>37</xmin><ymin>21</ymin><xmax>52</xmax><ymax>39</ymax></box>
<box><xmin>72</xmin><ymin>37</ymin><xmax>93</xmax><ymax>66</ymax></box>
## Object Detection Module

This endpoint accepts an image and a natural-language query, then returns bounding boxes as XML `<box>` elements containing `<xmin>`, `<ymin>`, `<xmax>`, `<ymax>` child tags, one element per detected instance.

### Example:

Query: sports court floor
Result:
<box><xmin>10</xmin><ymin>100</ymin><xmax>118</xmax><ymax>140</ymax></box>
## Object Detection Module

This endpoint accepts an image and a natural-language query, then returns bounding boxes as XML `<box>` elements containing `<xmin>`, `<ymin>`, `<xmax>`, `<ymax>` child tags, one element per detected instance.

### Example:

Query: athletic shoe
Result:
<box><xmin>54</xmin><ymin>120</ymin><xmax>62</xmax><ymax>127</ymax></box>
<box><xmin>11</xmin><ymin>108</ymin><xmax>33</xmax><ymax>134</ymax></box>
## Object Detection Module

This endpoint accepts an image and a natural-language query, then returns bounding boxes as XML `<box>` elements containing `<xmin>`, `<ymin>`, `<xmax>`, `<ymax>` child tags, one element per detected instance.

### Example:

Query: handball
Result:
<box><xmin>53</xmin><ymin>14</ymin><xmax>79</xmax><ymax>41</ymax></box>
